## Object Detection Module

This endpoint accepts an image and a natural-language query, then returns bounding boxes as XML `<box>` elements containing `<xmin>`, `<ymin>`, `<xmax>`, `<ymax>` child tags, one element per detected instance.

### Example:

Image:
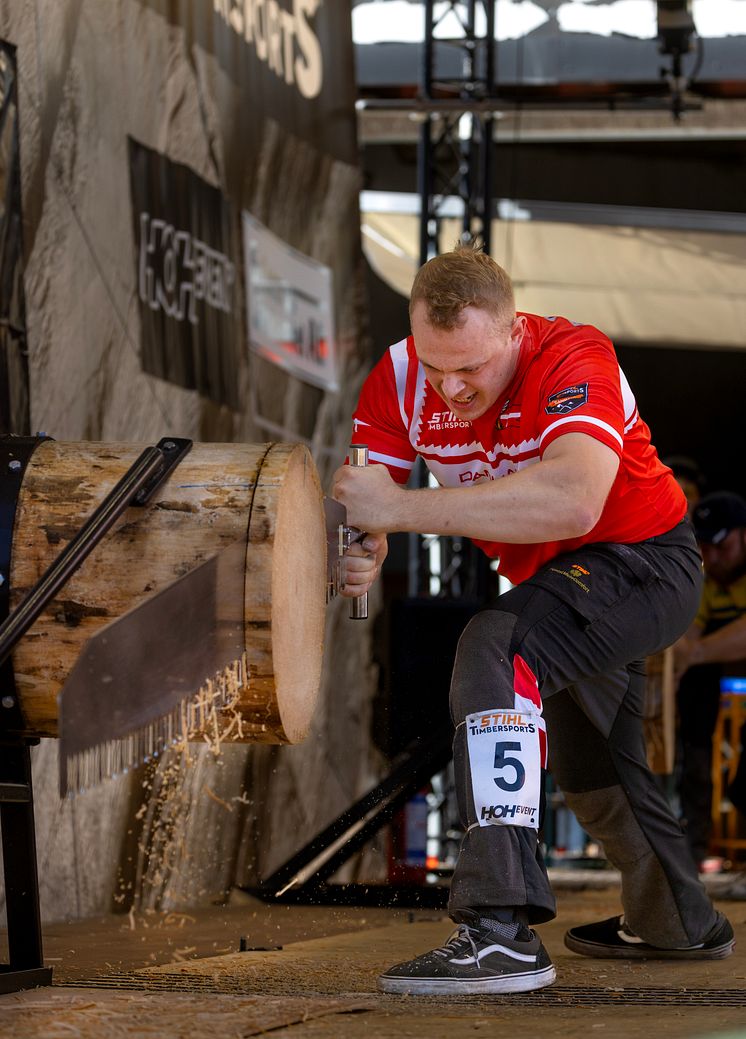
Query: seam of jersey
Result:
<box><xmin>539</xmin><ymin>415</ymin><xmax>624</xmax><ymax>451</ymax></box>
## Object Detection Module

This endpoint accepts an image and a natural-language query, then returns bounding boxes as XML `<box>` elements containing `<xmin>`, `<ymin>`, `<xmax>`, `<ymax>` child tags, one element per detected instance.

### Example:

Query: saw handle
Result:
<box><xmin>348</xmin><ymin>444</ymin><xmax>369</xmax><ymax>620</ymax></box>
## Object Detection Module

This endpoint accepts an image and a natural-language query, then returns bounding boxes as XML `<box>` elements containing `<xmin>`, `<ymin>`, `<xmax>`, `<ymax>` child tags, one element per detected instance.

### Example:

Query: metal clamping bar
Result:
<box><xmin>0</xmin><ymin>437</ymin><xmax>192</xmax><ymax>677</ymax></box>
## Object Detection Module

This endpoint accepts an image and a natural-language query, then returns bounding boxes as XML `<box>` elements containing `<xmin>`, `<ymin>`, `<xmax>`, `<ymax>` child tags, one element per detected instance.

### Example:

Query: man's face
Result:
<box><xmin>700</xmin><ymin>528</ymin><xmax>746</xmax><ymax>586</ymax></box>
<box><xmin>411</xmin><ymin>301</ymin><xmax>523</xmax><ymax>422</ymax></box>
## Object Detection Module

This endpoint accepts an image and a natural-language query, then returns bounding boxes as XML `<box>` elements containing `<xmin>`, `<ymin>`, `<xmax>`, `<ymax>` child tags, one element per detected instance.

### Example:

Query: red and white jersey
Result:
<box><xmin>352</xmin><ymin>313</ymin><xmax>687</xmax><ymax>584</ymax></box>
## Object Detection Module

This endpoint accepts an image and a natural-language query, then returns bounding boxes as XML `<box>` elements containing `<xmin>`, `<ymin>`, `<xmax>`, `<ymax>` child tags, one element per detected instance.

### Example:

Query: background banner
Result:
<box><xmin>137</xmin><ymin>0</ymin><xmax>358</xmax><ymax>203</ymax></box>
<box><xmin>244</xmin><ymin>211</ymin><xmax>337</xmax><ymax>391</ymax></box>
<box><xmin>129</xmin><ymin>137</ymin><xmax>241</xmax><ymax>408</ymax></box>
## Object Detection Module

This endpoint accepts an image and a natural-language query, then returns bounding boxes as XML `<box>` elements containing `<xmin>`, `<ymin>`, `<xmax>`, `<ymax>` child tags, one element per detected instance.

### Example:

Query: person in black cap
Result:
<box><xmin>674</xmin><ymin>491</ymin><xmax>746</xmax><ymax>869</ymax></box>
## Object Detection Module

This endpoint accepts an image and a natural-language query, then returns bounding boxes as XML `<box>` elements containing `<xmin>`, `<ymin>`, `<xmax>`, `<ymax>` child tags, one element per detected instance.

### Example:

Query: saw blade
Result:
<box><xmin>58</xmin><ymin>539</ymin><xmax>247</xmax><ymax>795</ymax></box>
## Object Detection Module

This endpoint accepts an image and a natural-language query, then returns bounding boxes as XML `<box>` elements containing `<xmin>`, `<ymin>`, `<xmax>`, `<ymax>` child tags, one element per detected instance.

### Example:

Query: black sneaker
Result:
<box><xmin>564</xmin><ymin>912</ymin><xmax>735</xmax><ymax>960</ymax></box>
<box><xmin>377</xmin><ymin>922</ymin><xmax>556</xmax><ymax>995</ymax></box>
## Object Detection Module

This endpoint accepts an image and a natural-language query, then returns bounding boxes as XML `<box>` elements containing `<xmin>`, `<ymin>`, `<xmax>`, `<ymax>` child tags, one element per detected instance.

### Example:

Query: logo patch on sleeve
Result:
<box><xmin>545</xmin><ymin>383</ymin><xmax>588</xmax><ymax>415</ymax></box>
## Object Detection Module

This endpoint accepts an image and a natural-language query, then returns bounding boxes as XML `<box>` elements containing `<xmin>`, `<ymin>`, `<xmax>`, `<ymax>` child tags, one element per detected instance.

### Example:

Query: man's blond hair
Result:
<box><xmin>409</xmin><ymin>242</ymin><xmax>515</xmax><ymax>332</ymax></box>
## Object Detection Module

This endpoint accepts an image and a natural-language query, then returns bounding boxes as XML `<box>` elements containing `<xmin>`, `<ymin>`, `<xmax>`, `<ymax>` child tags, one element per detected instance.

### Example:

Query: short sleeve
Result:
<box><xmin>537</xmin><ymin>338</ymin><xmax>626</xmax><ymax>459</ymax></box>
<box><xmin>351</xmin><ymin>349</ymin><xmax>417</xmax><ymax>485</ymax></box>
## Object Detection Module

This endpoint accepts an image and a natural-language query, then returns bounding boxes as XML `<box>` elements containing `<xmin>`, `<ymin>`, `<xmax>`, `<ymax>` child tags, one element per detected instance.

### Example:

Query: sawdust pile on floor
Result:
<box><xmin>93</xmin><ymin>926</ymin><xmax>419</xmax><ymax>998</ymax></box>
<box><xmin>1</xmin><ymin>989</ymin><xmax>373</xmax><ymax>1039</ymax></box>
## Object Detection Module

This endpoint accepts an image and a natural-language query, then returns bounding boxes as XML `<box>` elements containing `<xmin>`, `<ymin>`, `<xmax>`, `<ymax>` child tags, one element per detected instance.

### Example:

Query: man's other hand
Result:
<box><xmin>340</xmin><ymin>533</ymin><xmax>388</xmax><ymax>598</ymax></box>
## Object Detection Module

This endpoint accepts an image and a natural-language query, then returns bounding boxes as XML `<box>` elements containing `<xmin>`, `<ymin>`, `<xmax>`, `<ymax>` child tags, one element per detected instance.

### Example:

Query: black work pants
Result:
<box><xmin>448</xmin><ymin>521</ymin><xmax>718</xmax><ymax>948</ymax></box>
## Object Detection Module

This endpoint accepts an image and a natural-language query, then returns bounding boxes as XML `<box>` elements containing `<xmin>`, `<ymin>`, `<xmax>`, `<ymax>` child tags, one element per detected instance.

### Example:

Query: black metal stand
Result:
<box><xmin>243</xmin><ymin>723</ymin><xmax>454</xmax><ymax>908</ymax></box>
<box><xmin>0</xmin><ymin>434</ymin><xmax>192</xmax><ymax>993</ymax></box>
<box><xmin>0</xmin><ymin>738</ymin><xmax>51</xmax><ymax>993</ymax></box>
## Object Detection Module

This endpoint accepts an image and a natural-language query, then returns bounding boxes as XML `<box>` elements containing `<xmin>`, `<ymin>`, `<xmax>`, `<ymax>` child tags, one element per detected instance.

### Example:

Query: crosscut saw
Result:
<box><xmin>57</xmin><ymin>493</ymin><xmax>364</xmax><ymax>796</ymax></box>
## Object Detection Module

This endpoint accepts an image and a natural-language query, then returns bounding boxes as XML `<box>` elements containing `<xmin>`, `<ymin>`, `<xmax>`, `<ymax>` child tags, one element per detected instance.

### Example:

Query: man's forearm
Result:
<box><xmin>388</xmin><ymin>450</ymin><xmax>609</xmax><ymax>543</ymax></box>
<box><xmin>333</xmin><ymin>432</ymin><xmax>619</xmax><ymax>542</ymax></box>
<box><xmin>690</xmin><ymin>615</ymin><xmax>746</xmax><ymax>667</ymax></box>
<box><xmin>390</xmin><ymin>481</ymin><xmax>590</xmax><ymax>543</ymax></box>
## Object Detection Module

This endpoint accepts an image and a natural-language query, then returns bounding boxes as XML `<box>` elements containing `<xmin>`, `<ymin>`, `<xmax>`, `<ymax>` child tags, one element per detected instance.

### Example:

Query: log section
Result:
<box><xmin>9</xmin><ymin>441</ymin><xmax>327</xmax><ymax>742</ymax></box>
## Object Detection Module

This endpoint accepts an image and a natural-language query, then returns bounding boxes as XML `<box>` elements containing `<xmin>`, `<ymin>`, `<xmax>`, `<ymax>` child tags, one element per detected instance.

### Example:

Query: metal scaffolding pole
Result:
<box><xmin>411</xmin><ymin>0</ymin><xmax>497</xmax><ymax>601</ymax></box>
<box><xmin>419</xmin><ymin>0</ymin><xmax>496</xmax><ymax>264</ymax></box>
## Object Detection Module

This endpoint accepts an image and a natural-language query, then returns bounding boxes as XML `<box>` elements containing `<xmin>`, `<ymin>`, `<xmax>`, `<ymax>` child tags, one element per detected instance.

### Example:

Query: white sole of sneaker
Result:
<box><xmin>564</xmin><ymin>937</ymin><xmax>735</xmax><ymax>960</ymax></box>
<box><xmin>377</xmin><ymin>964</ymin><xmax>556</xmax><ymax>995</ymax></box>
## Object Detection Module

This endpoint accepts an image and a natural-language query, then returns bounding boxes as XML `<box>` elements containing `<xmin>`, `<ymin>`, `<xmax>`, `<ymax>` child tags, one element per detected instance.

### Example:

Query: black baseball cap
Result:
<box><xmin>692</xmin><ymin>491</ymin><xmax>746</xmax><ymax>545</ymax></box>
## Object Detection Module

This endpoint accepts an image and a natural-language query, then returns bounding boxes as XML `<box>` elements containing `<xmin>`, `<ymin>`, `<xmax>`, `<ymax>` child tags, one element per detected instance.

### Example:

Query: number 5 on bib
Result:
<box><xmin>466</xmin><ymin>706</ymin><xmax>547</xmax><ymax>830</ymax></box>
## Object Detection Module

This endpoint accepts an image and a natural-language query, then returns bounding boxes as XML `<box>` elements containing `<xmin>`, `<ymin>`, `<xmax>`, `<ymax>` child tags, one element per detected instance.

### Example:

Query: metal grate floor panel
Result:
<box><xmin>61</xmin><ymin>976</ymin><xmax>746</xmax><ymax>1007</ymax></box>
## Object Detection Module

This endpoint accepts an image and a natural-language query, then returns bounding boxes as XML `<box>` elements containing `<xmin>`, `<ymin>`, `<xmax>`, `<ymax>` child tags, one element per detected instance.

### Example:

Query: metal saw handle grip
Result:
<box><xmin>348</xmin><ymin>444</ymin><xmax>369</xmax><ymax>620</ymax></box>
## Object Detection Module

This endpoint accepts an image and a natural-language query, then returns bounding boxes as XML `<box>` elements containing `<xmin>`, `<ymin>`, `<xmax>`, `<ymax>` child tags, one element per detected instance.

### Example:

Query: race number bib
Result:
<box><xmin>466</xmin><ymin>706</ymin><xmax>546</xmax><ymax>829</ymax></box>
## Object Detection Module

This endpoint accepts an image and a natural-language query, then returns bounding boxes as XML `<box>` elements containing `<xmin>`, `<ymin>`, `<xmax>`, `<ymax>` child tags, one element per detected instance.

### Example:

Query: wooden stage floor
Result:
<box><xmin>2</xmin><ymin>881</ymin><xmax>746</xmax><ymax>1038</ymax></box>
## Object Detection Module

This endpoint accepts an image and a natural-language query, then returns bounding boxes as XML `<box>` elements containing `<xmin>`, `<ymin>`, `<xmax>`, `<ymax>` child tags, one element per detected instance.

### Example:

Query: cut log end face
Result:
<box><xmin>264</xmin><ymin>443</ymin><xmax>326</xmax><ymax>743</ymax></box>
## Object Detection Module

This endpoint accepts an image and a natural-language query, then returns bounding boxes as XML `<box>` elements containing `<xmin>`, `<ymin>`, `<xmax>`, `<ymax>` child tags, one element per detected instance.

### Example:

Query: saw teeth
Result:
<box><xmin>62</xmin><ymin>654</ymin><xmax>249</xmax><ymax>796</ymax></box>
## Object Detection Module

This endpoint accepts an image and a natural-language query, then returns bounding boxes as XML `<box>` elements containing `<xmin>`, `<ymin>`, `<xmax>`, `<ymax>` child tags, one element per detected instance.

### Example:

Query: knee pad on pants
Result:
<box><xmin>449</xmin><ymin>609</ymin><xmax>518</xmax><ymax>721</ymax></box>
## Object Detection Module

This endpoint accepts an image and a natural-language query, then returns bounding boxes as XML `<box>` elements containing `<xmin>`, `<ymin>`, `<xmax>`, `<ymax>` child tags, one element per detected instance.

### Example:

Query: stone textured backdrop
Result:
<box><xmin>0</xmin><ymin>0</ymin><xmax>385</xmax><ymax>923</ymax></box>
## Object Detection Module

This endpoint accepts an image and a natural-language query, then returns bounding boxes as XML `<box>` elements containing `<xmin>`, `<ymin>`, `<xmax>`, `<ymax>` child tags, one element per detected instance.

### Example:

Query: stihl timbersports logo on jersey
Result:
<box><xmin>545</xmin><ymin>383</ymin><xmax>588</xmax><ymax>415</ymax></box>
<box><xmin>427</xmin><ymin>411</ymin><xmax>471</xmax><ymax>431</ymax></box>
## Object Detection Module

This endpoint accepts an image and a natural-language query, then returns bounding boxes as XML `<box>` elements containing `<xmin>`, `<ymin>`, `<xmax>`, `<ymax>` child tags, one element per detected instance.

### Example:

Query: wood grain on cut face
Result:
<box><xmin>241</xmin><ymin>443</ymin><xmax>326</xmax><ymax>744</ymax></box>
<box><xmin>269</xmin><ymin>443</ymin><xmax>326</xmax><ymax>743</ymax></box>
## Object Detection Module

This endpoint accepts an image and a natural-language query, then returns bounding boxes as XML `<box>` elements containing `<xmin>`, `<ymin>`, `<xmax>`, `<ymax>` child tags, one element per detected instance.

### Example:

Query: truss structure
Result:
<box><xmin>411</xmin><ymin>0</ymin><xmax>497</xmax><ymax>600</ymax></box>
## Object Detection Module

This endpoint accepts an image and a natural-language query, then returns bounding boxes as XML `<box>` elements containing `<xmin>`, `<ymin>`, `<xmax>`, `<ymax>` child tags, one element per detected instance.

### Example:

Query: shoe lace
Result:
<box><xmin>432</xmin><ymin>924</ymin><xmax>481</xmax><ymax>960</ymax></box>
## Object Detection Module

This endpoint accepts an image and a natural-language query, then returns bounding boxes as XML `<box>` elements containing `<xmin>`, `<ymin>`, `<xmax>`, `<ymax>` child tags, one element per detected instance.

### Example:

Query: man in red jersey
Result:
<box><xmin>333</xmin><ymin>244</ymin><xmax>733</xmax><ymax>996</ymax></box>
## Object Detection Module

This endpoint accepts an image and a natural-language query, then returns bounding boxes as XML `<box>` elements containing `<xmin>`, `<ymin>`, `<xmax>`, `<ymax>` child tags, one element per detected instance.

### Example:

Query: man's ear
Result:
<box><xmin>512</xmin><ymin>314</ymin><xmax>526</xmax><ymax>342</ymax></box>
